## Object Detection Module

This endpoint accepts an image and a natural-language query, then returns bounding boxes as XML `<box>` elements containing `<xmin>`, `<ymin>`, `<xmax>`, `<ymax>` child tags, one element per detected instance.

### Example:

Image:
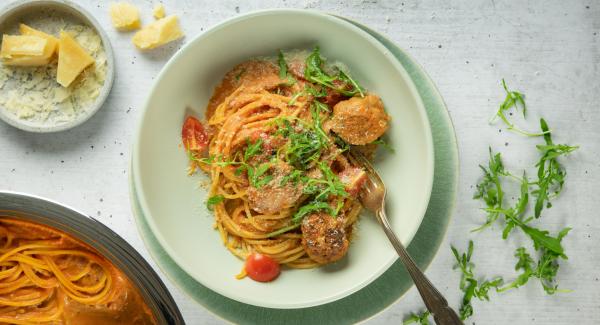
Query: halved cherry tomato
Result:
<box><xmin>245</xmin><ymin>253</ymin><xmax>280</xmax><ymax>282</ymax></box>
<box><xmin>181</xmin><ymin>116</ymin><xmax>209</xmax><ymax>152</ymax></box>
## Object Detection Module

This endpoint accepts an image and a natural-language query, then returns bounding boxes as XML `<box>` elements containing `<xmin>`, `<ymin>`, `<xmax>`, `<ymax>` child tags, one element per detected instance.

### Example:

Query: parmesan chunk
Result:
<box><xmin>19</xmin><ymin>24</ymin><xmax>59</xmax><ymax>56</ymax></box>
<box><xmin>1</xmin><ymin>35</ymin><xmax>47</xmax><ymax>57</ymax></box>
<box><xmin>56</xmin><ymin>31</ymin><xmax>94</xmax><ymax>87</ymax></box>
<box><xmin>132</xmin><ymin>15</ymin><xmax>183</xmax><ymax>50</ymax></box>
<box><xmin>153</xmin><ymin>4</ymin><xmax>166</xmax><ymax>19</ymax></box>
<box><xmin>110</xmin><ymin>2</ymin><xmax>141</xmax><ymax>31</ymax></box>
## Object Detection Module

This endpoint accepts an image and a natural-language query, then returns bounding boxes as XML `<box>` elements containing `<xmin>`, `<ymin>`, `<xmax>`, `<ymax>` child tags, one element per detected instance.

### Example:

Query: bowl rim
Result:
<box><xmin>132</xmin><ymin>8</ymin><xmax>435</xmax><ymax>309</ymax></box>
<box><xmin>0</xmin><ymin>0</ymin><xmax>115</xmax><ymax>133</ymax></box>
<box><xmin>0</xmin><ymin>190</ymin><xmax>184</xmax><ymax>325</ymax></box>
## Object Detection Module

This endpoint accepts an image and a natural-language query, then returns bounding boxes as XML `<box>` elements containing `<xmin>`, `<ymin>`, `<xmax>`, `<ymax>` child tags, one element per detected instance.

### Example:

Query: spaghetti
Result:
<box><xmin>0</xmin><ymin>218</ymin><xmax>156</xmax><ymax>324</ymax></box>
<box><xmin>183</xmin><ymin>47</ymin><xmax>390</xmax><ymax>277</ymax></box>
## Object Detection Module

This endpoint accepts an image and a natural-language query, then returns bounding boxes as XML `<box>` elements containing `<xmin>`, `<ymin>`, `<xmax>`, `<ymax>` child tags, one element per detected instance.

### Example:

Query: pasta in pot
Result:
<box><xmin>0</xmin><ymin>218</ymin><xmax>156</xmax><ymax>325</ymax></box>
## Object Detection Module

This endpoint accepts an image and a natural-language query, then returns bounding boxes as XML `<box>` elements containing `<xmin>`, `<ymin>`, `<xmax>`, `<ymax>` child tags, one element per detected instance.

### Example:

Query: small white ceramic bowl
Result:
<box><xmin>0</xmin><ymin>0</ymin><xmax>114</xmax><ymax>132</ymax></box>
<box><xmin>132</xmin><ymin>9</ymin><xmax>434</xmax><ymax>309</ymax></box>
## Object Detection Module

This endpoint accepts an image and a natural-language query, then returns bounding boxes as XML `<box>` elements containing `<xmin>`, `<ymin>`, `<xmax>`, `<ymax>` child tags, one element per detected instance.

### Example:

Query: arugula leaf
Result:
<box><xmin>265</xmin><ymin>223</ymin><xmax>301</xmax><ymax>238</ymax></box>
<box><xmin>490</xmin><ymin>79</ymin><xmax>548</xmax><ymax>137</ymax></box>
<box><xmin>403</xmin><ymin>311</ymin><xmax>431</xmax><ymax>325</ymax></box>
<box><xmin>500</xmin><ymin>229</ymin><xmax>570</xmax><ymax>295</ymax></box>
<box><xmin>275</xmin><ymin>107</ymin><xmax>330</xmax><ymax>171</ymax></box>
<box><xmin>371</xmin><ymin>138</ymin><xmax>395</xmax><ymax>153</ymax></box>
<box><xmin>536</xmin><ymin>227</ymin><xmax>571</xmax><ymax>294</ymax></box>
<box><xmin>277</xmin><ymin>50</ymin><xmax>296</xmax><ymax>87</ymax></box>
<box><xmin>304</xmin><ymin>46</ymin><xmax>364</xmax><ymax>97</ymax></box>
<box><xmin>499</xmin><ymin>247</ymin><xmax>536</xmax><ymax>292</ymax></box>
<box><xmin>292</xmin><ymin>201</ymin><xmax>334</xmax><ymax>223</ymax></box>
<box><xmin>278</xmin><ymin>50</ymin><xmax>288</xmax><ymax>79</ymax></box>
<box><xmin>244</xmin><ymin>138</ymin><xmax>263</xmax><ymax>161</ymax></box>
<box><xmin>280</xmin><ymin>169</ymin><xmax>304</xmax><ymax>186</ymax></box>
<box><xmin>472</xmin><ymin>148</ymin><xmax>506</xmax><ymax>231</ymax></box>
<box><xmin>532</xmin><ymin>119</ymin><xmax>579</xmax><ymax>218</ymax></box>
<box><xmin>199</xmin><ymin>155</ymin><xmax>241</xmax><ymax>167</ymax></box>
<box><xmin>206</xmin><ymin>195</ymin><xmax>225</xmax><ymax>211</ymax></box>
<box><xmin>247</xmin><ymin>162</ymin><xmax>273</xmax><ymax>188</ymax></box>
<box><xmin>451</xmin><ymin>241</ymin><xmax>503</xmax><ymax>320</ymax></box>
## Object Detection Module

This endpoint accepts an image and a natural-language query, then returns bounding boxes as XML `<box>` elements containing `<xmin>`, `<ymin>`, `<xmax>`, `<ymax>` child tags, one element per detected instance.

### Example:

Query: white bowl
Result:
<box><xmin>132</xmin><ymin>9</ymin><xmax>434</xmax><ymax>309</ymax></box>
<box><xmin>0</xmin><ymin>0</ymin><xmax>114</xmax><ymax>132</ymax></box>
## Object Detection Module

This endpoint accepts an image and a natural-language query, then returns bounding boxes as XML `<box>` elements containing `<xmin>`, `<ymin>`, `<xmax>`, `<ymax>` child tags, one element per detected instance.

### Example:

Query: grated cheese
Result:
<box><xmin>0</xmin><ymin>18</ymin><xmax>107</xmax><ymax>126</ymax></box>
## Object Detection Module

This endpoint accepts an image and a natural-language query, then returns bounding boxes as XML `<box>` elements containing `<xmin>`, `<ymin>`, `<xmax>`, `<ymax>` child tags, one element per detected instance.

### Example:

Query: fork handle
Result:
<box><xmin>376</xmin><ymin>209</ymin><xmax>463</xmax><ymax>325</ymax></box>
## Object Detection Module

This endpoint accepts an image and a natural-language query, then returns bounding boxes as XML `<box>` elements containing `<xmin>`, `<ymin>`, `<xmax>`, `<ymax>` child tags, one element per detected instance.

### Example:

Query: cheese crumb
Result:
<box><xmin>57</xmin><ymin>31</ymin><xmax>95</xmax><ymax>87</ymax></box>
<box><xmin>153</xmin><ymin>4</ymin><xmax>166</xmax><ymax>19</ymax></box>
<box><xmin>132</xmin><ymin>15</ymin><xmax>183</xmax><ymax>50</ymax></box>
<box><xmin>110</xmin><ymin>2</ymin><xmax>141</xmax><ymax>31</ymax></box>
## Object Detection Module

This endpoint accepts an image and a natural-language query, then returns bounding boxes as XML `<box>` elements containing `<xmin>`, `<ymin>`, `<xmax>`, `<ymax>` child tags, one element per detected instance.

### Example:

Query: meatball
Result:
<box><xmin>301</xmin><ymin>213</ymin><xmax>349</xmax><ymax>264</ymax></box>
<box><xmin>330</xmin><ymin>94</ymin><xmax>390</xmax><ymax>145</ymax></box>
<box><xmin>247</xmin><ymin>163</ymin><xmax>303</xmax><ymax>215</ymax></box>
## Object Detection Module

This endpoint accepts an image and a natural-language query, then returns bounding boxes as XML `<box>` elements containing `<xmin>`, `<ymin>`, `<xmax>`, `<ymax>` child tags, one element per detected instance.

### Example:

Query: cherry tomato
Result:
<box><xmin>181</xmin><ymin>116</ymin><xmax>209</xmax><ymax>152</ymax></box>
<box><xmin>245</xmin><ymin>253</ymin><xmax>280</xmax><ymax>282</ymax></box>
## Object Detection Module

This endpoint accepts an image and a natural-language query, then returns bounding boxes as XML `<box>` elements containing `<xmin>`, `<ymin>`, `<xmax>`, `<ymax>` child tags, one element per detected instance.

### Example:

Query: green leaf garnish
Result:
<box><xmin>278</xmin><ymin>50</ymin><xmax>288</xmax><ymax>80</ymax></box>
<box><xmin>244</xmin><ymin>138</ymin><xmax>263</xmax><ymax>161</ymax></box>
<box><xmin>490</xmin><ymin>79</ymin><xmax>548</xmax><ymax>136</ymax></box>
<box><xmin>247</xmin><ymin>162</ymin><xmax>273</xmax><ymax>188</ymax></box>
<box><xmin>532</xmin><ymin>119</ymin><xmax>579</xmax><ymax>218</ymax></box>
<box><xmin>277</xmin><ymin>50</ymin><xmax>296</xmax><ymax>87</ymax></box>
<box><xmin>451</xmin><ymin>241</ymin><xmax>503</xmax><ymax>320</ymax></box>
<box><xmin>403</xmin><ymin>311</ymin><xmax>431</xmax><ymax>325</ymax></box>
<box><xmin>371</xmin><ymin>138</ymin><xmax>395</xmax><ymax>153</ymax></box>
<box><xmin>472</xmin><ymin>148</ymin><xmax>506</xmax><ymax>231</ymax></box>
<box><xmin>304</xmin><ymin>46</ymin><xmax>364</xmax><ymax>97</ymax></box>
<box><xmin>206</xmin><ymin>195</ymin><xmax>225</xmax><ymax>211</ymax></box>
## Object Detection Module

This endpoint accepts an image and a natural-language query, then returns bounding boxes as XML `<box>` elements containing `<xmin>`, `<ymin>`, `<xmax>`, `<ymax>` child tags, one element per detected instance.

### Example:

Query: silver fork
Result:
<box><xmin>349</xmin><ymin>148</ymin><xmax>463</xmax><ymax>325</ymax></box>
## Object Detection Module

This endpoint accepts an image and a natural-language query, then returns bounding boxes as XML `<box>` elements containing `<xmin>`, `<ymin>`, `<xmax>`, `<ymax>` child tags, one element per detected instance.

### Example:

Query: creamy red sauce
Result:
<box><xmin>0</xmin><ymin>219</ymin><xmax>156</xmax><ymax>325</ymax></box>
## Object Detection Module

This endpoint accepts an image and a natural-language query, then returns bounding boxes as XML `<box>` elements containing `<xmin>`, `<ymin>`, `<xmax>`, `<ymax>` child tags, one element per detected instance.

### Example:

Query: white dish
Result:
<box><xmin>132</xmin><ymin>9</ymin><xmax>434</xmax><ymax>309</ymax></box>
<box><xmin>0</xmin><ymin>0</ymin><xmax>114</xmax><ymax>133</ymax></box>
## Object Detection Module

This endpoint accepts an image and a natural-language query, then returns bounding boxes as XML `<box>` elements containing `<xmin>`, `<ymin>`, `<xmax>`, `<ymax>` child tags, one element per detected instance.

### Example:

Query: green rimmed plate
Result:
<box><xmin>129</xmin><ymin>15</ymin><xmax>458</xmax><ymax>324</ymax></box>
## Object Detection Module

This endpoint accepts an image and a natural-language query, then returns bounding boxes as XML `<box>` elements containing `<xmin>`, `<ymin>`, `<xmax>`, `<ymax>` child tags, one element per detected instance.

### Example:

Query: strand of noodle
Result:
<box><xmin>0</xmin><ymin>288</ymin><xmax>51</xmax><ymax>307</ymax></box>
<box><xmin>0</xmin><ymin>276</ymin><xmax>31</xmax><ymax>294</ymax></box>
<box><xmin>43</xmin><ymin>256</ymin><xmax>112</xmax><ymax>305</ymax></box>
<box><xmin>20</xmin><ymin>263</ymin><xmax>57</xmax><ymax>289</ymax></box>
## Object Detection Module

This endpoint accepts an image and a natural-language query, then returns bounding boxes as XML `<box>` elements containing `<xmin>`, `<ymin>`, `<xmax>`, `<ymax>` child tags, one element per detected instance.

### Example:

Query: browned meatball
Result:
<box><xmin>301</xmin><ymin>213</ymin><xmax>349</xmax><ymax>264</ymax></box>
<box><xmin>247</xmin><ymin>163</ymin><xmax>303</xmax><ymax>215</ymax></box>
<box><xmin>330</xmin><ymin>94</ymin><xmax>390</xmax><ymax>145</ymax></box>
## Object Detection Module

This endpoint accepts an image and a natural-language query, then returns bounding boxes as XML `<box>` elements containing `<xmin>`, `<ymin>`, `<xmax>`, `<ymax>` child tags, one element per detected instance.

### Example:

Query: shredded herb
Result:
<box><xmin>472</xmin><ymin>148</ymin><xmax>507</xmax><ymax>231</ymax></box>
<box><xmin>280</xmin><ymin>169</ymin><xmax>303</xmax><ymax>186</ymax></box>
<box><xmin>490</xmin><ymin>79</ymin><xmax>548</xmax><ymax>136</ymax></box>
<box><xmin>278</xmin><ymin>50</ymin><xmax>288</xmax><ymax>79</ymax></box>
<box><xmin>244</xmin><ymin>138</ymin><xmax>263</xmax><ymax>161</ymax></box>
<box><xmin>247</xmin><ymin>162</ymin><xmax>273</xmax><ymax>188</ymax></box>
<box><xmin>266</xmin><ymin>223</ymin><xmax>301</xmax><ymax>238</ymax></box>
<box><xmin>532</xmin><ymin>119</ymin><xmax>579</xmax><ymax>218</ymax></box>
<box><xmin>498</xmin><ymin>239</ymin><xmax>570</xmax><ymax>295</ymax></box>
<box><xmin>234</xmin><ymin>68</ymin><xmax>246</xmax><ymax>81</ymax></box>
<box><xmin>274</xmin><ymin>110</ymin><xmax>329</xmax><ymax>171</ymax></box>
<box><xmin>206</xmin><ymin>195</ymin><xmax>225</xmax><ymax>211</ymax></box>
<box><xmin>277</xmin><ymin>50</ymin><xmax>296</xmax><ymax>86</ymax></box>
<box><xmin>451</xmin><ymin>241</ymin><xmax>503</xmax><ymax>320</ymax></box>
<box><xmin>288</xmin><ymin>85</ymin><xmax>327</xmax><ymax>106</ymax></box>
<box><xmin>403</xmin><ymin>311</ymin><xmax>431</xmax><ymax>325</ymax></box>
<box><xmin>371</xmin><ymin>138</ymin><xmax>395</xmax><ymax>153</ymax></box>
<box><xmin>304</xmin><ymin>46</ymin><xmax>364</xmax><ymax>97</ymax></box>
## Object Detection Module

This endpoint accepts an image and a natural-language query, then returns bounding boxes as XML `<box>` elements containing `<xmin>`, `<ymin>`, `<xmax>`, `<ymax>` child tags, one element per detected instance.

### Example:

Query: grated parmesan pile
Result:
<box><xmin>0</xmin><ymin>17</ymin><xmax>107</xmax><ymax>125</ymax></box>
